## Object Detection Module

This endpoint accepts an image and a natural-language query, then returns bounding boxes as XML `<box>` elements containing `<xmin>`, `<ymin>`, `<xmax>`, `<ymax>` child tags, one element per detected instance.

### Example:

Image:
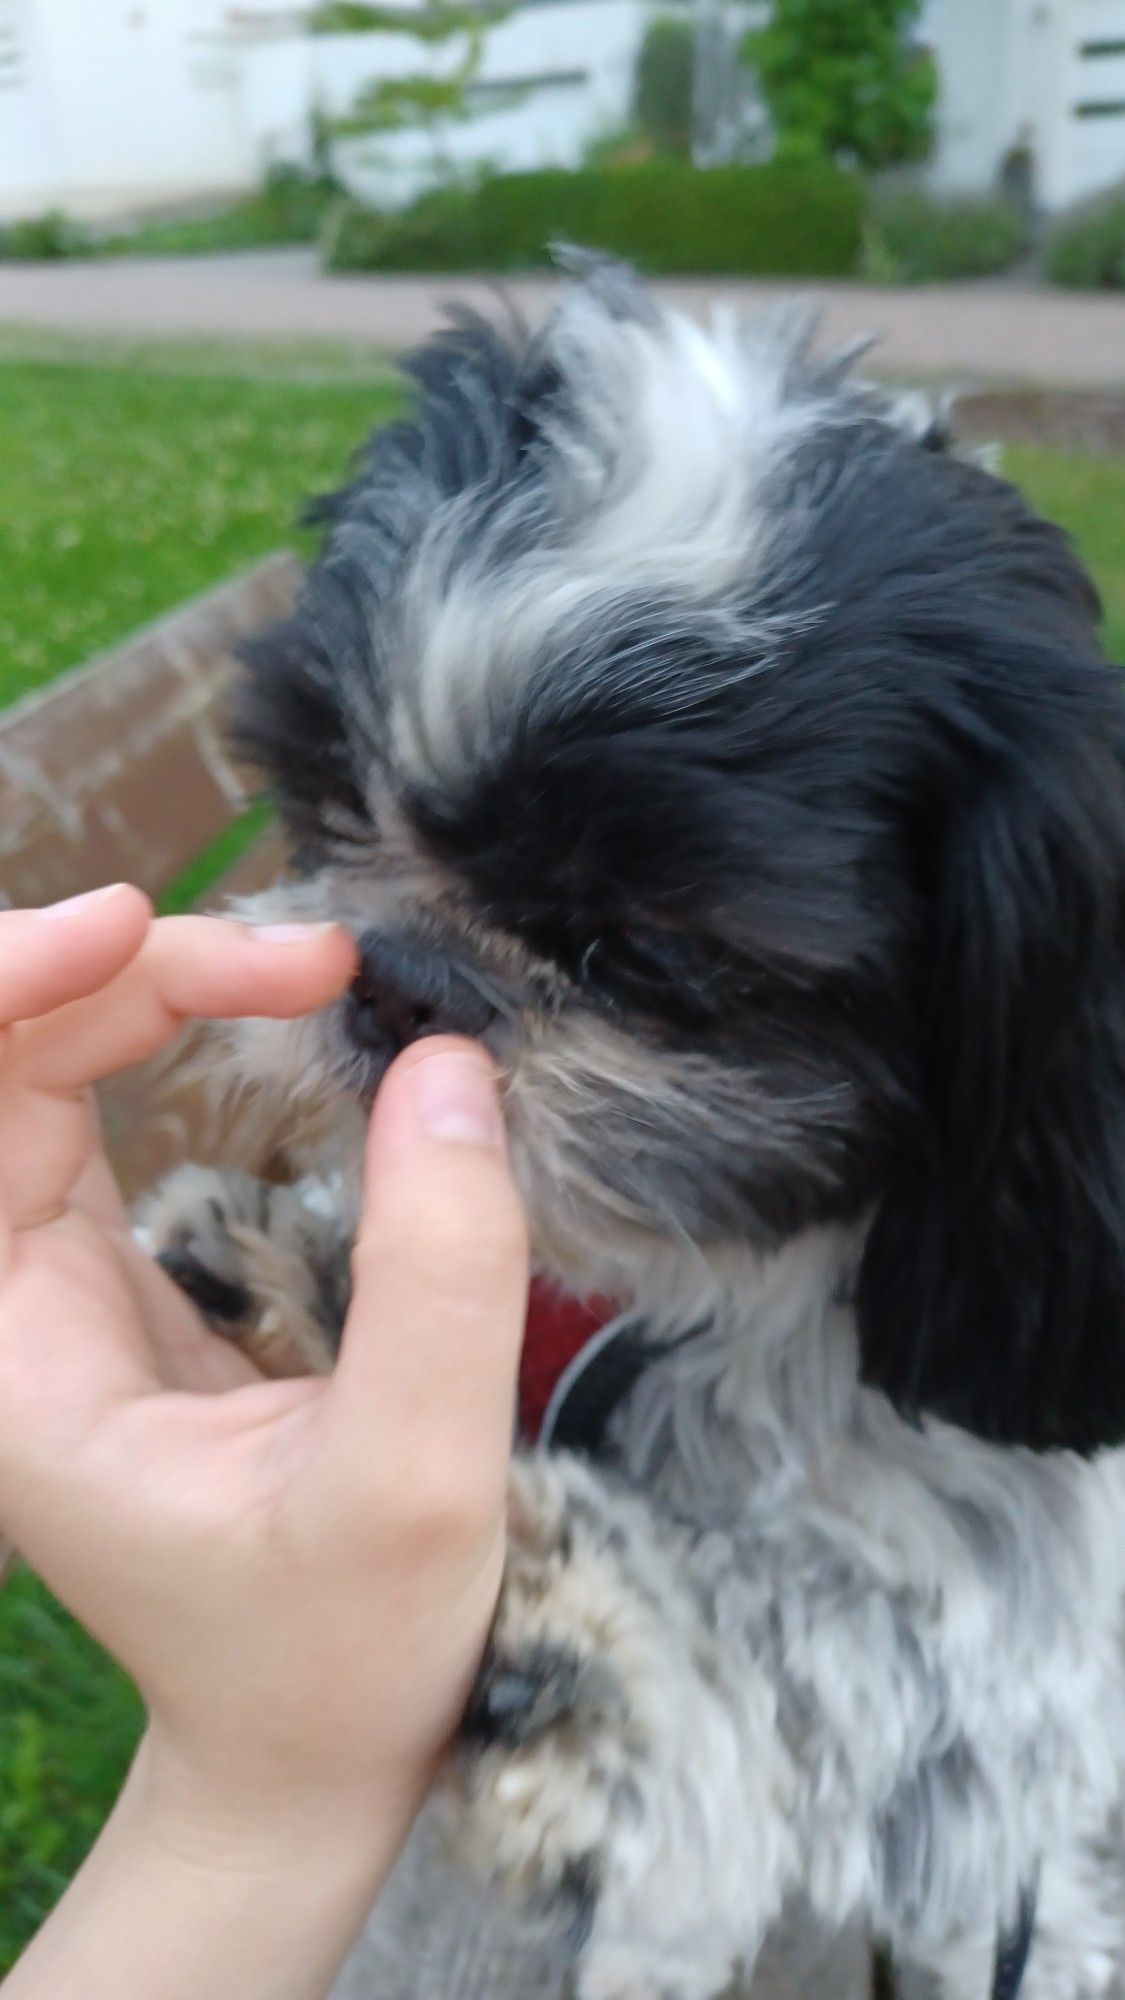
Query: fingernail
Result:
<box><xmin>253</xmin><ymin>922</ymin><xmax>342</xmax><ymax>945</ymax></box>
<box><xmin>408</xmin><ymin>1049</ymin><xmax>505</xmax><ymax>1148</ymax></box>
<box><xmin>38</xmin><ymin>884</ymin><xmax>131</xmax><ymax>920</ymax></box>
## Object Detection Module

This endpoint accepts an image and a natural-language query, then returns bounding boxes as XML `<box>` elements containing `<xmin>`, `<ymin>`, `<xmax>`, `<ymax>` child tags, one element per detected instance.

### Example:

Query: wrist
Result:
<box><xmin>124</xmin><ymin>1725</ymin><xmax>423</xmax><ymax>1895</ymax></box>
<box><xmin>5</xmin><ymin>1729</ymin><xmax>420</xmax><ymax>2000</ymax></box>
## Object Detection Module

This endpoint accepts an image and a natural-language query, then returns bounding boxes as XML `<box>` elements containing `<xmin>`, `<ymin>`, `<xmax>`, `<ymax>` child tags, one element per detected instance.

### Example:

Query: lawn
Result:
<box><xmin>0</xmin><ymin>345</ymin><xmax>1122</xmax><ymax>1974</ymax></box>
<box><xmin>0</xmin><ymin>346</ymin><xmax>399</xmax><ymax>706</ymax></box>
<box><xmin>1004</xmin><ymin>442</ymin><xmax>1125</xmax><ymax>664</ymax></box>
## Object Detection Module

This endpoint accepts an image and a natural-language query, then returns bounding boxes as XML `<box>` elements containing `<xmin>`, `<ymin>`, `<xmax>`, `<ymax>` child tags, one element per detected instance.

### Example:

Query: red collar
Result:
<box><xmin>519</xmin><ymin>1278</ymin><xmax>618</xmax><ymax>1440</ymax></box>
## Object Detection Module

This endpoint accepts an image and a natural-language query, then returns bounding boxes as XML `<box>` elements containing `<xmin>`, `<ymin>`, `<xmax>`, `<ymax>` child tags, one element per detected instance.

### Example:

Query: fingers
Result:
<box><xmin>321</xmin><ymin>1038</ymin><xmax>528</xmax><ymax>1519</ymax></box>
<box><xmin>13</xmin><ymin>916</ymin><xmax>357</xmax><ymax>1093</ymax></box>
<box><xmin>0</xmin><ymin>886</ymin><xmax>152</xmax><ymax>1026</ymax></box>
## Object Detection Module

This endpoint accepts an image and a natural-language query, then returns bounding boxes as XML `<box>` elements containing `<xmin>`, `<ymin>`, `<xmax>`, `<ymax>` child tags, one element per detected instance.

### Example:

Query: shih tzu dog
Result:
<box><xmin>140</xmin><ymin>259</ymin><xmax>1125</xmax><ymax>2000</ymax></box>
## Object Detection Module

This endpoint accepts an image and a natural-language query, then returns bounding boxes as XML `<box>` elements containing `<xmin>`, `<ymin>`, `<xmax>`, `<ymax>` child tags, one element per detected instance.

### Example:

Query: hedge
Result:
<box><xmin>322</xmin><ymin>162</ymin><xmax>867</xmax><ymax>277</ymax></box>
<box><xmin>863</xmin><ymin>188</ymin><xmax>1027</xmax><ymax>282</ymax></box>
<box><xmin>1044</xmin><ymin>184</ymin><xmax>1125</xmax><ymax>290</ymax></box>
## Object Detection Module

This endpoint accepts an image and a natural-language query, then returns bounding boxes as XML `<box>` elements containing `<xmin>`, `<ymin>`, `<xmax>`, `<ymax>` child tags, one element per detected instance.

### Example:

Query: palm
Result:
<box><xmin>0</xmin><ymin>1082</ymin><xmax>259</xmax><ymax>1404</ymax></box>
<box><xmin>0</xmin><ymin>896</ymin><xmax>355</xmax><ymax>1445</ymax></box>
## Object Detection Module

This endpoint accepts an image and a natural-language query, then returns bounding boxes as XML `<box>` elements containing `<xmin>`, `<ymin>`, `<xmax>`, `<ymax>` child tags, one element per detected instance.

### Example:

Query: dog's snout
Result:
<box><xmin>346</xmin><ymin>931</ymin><xmax>499</xmax><ymax>1059</ymax></box>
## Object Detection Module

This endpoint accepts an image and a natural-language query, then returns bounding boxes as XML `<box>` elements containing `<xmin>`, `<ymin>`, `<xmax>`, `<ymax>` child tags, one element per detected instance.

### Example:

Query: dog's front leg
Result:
<box><xmin>136</xmin><ymin>1164</ymin><xmax>355</xmax><ymax>1377</ymax></box>
<box><xmin>445</xmin><ymin>1452</ymin><xmax>803</xmax><ymax>2000</ymax></box>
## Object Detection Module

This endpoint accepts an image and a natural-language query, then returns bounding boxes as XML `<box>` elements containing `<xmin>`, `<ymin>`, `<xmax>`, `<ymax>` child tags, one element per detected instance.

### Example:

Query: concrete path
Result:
<box><xmin>1</xmin><ymin>248</ymin><xmax>1122</xmax><ymax>386</ymax></box>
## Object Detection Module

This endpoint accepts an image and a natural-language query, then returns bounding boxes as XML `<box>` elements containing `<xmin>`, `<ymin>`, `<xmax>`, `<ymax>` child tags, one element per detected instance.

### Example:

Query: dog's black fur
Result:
<box><xmin>236</xmin><ymin>282</ymin><xmax>1125</xmax><ymax>1456</ymax></box>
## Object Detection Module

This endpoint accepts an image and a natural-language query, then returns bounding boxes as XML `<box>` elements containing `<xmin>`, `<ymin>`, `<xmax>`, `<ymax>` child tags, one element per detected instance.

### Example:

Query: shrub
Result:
<box><xmin>742</xmin><ymin>0</ymin><xmax>936</xmax><ymax>172</ymax></box>
<box><xmin>633</xmin><ymin>16</ymin><xmax>694</xmax><ymax>158</ymax></box>
<box><xmin>323</xmin><ymin>161</ymin><xmax>866</xmax><ymax>277</ymax></box>
<box><xmin>864</xmin><ymin>187</ymin><xmax>1026</xmax><ymax>281</ymax></box>
<box><xmin>108</xmin><ymin>169</ymin><xmax>341</xmax><ymax>258</ymax></box>
<box><xmin>0</xmin><ymin>211</ymin><xmax>87</xmax><ymax>261</ymax></box>
<box><xmin>1044</xmin><ymin>185</ymin><xmax>1125</xmax><ymax>290</ymax></box>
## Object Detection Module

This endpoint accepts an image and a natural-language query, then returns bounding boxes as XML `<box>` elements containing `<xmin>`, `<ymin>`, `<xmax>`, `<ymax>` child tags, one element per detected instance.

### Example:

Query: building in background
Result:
<box><xmin>231</xmin><ymin>1</ymin><xmax>655</xmax><ymax>212</ymax></box>
<box><xmin>0</xmin><ymin>0</ymin><xmax>1122</xmax><ymax>222</ymax></box>
<box><xmin>0</xmin><ymin>0</ymin><xmax>254</xmax><ymax>218</ymax></box>
<box><xmin>922</xmin><ymin>0</ymin><xmax>1125</xmax><ymax>210</ymax></box>
<box><xmin>0</xmin><ymin>0</ymin><xmax>658</xmax><ymax>218</ymax></box>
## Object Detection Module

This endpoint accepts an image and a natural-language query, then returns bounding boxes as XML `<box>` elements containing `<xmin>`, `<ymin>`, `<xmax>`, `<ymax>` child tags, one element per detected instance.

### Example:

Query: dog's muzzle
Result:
<box><xmin>345</xmin><ymin>929</ymin><xmax>500</xmax><ymax>1063</ymax></box>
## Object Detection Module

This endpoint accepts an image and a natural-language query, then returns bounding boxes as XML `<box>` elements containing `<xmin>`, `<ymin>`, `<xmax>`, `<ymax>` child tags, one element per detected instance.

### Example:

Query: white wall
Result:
<box><xmin>240</xmin><ymin>0</ymin><xmax>648</xmax><ymax>206</ymax></box>
<box><xmin>1055</xmin><ymin>0</ymin><xmax>1125</xmax><ymax>206</ymax></box>
<box><xmin>0</xmin><ymin>0</ymin><xmax>257</xmax><ymax>220</ymax></box>
<box><xmin>925</xmin><ymin>0</ymin><xmax>1125</xmax><ymax>211</ymax></box>
<box><xmin>0</xmin><ymin>0</ymin><xmax>62</xmax><ymax>214</ymax></box>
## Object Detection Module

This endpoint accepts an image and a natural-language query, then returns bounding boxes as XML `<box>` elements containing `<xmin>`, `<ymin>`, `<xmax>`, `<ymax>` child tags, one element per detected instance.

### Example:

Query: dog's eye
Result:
<box><xmin>579</xmin><ymin>924</ymin><xmax>722</xmax><ymax>1024</ymax></box>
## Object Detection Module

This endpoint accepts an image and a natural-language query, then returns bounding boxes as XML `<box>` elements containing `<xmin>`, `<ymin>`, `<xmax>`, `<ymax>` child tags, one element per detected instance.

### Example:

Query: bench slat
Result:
<box><xmin>0</xmin><ymin>552</ymin><xmax>301</xmax><ymax>908</ymax></box>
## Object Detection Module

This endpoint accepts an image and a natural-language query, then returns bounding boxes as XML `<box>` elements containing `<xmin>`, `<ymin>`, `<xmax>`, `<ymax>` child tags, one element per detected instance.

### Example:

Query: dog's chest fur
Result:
<box><xmin>597</xmin><ymin>1227</ymin><xmax>1125</xmax><ymax>1950</ymax></box>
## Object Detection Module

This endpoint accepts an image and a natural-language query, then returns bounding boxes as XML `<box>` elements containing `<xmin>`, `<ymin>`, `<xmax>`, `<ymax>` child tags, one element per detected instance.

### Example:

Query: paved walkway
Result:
<box><xmin>1</xmin><ymin>248</ymin><xmax>1122</xmax><ymax>386</ymax></box>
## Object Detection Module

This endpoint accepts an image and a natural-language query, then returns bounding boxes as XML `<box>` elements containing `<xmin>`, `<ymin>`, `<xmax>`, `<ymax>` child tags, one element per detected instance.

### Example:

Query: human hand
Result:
<box><xmin>0</xmin><ymin>886</ymin><xmax>529</xmax><ymax>1886</ymax></box>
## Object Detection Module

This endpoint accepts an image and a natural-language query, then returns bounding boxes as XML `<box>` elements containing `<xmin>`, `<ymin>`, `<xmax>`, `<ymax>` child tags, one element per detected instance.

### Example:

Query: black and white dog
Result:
<box><xmin>143</xmin><ymin>260</ymin><xmax>1125</xmax><ymax>1999</ymax></box>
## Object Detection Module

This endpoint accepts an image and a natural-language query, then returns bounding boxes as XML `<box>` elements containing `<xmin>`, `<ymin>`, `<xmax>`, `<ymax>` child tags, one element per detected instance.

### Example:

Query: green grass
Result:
<box><xmin>0</xmin><ymin>1568</ymin><xmax>143</xmax><ymax>1968</ymax></box>
<box><xmin>0</xmin><ymin>346</ymin><xmax>1122</xmax><ymax>1973</ymax></box>
<box><xmin>1002</xmin><ymin>444</ymin><xmax>1125</xmax><ymax>663</ymax></box>
<box><xmin>0</xmin><ymin>351</ymin><xmax>400</xmax><ymax>706</ymax></box>
<box><xmin>0</xmin><ymin>325</ymin><xmax>397</xmax><ymax>384</ymax></box>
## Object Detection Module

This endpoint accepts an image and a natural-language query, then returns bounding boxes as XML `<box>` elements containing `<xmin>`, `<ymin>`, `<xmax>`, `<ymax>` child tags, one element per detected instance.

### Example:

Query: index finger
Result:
<box><xmin>0</xmin><ymin>886</ymin><xmax>152</xmax><ymax>1027</ymax></box>
<box><xmin>14</xmin><ymin>916</ymin><xmax>357</xmax><ymax>1094</ymax></box>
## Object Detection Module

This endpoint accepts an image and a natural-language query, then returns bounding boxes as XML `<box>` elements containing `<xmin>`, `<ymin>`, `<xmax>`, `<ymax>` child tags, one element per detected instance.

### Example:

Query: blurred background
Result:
<box><xmin>0</xmin><ymin>0</ymin><xmax>1122</xmax><ymax>1980</ymax></box>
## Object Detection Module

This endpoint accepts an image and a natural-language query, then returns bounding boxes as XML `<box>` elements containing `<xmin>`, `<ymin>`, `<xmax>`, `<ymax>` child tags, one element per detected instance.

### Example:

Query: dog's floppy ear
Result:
<box><xmin>857</xmin><ymin>649</ymin><xmax>1125</xmax><ymax>1451</ymax></box>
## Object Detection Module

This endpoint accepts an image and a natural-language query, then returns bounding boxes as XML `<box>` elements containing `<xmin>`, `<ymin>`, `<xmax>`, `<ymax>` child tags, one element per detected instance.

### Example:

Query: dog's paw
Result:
<box><xmin>455</xmin><ymin>1457</ymin><xmax>648</xmax><ymax>1880</ymax></box>
<box><xmin>447</xmin><ymin>1456</ymin><xmax>746</xmax><ymax>2000</ymax></box>
<box><xmin>450</xmin><ymin>1459</ymin><xmax>712</xmax><ymax>1992</ymax></box>
<box><xmin>135</xmin><ymin>1164</ymin><xmax>349</xmax><ymax>1377</ymax></box>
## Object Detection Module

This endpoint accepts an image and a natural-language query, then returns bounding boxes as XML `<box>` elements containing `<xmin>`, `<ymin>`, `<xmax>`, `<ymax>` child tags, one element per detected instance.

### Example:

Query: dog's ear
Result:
<box><xmin>857</xmin><ymin>659</ymin><xmax>1125</xmax><ymax>1451</ymax></box>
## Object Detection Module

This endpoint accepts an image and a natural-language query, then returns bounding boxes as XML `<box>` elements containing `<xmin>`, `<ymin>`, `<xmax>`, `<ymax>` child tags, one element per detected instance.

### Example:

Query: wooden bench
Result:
<box><xmin>0</xmin><ymin>551</ymin><xmax>302</xmax><ymax>1197</ymax></box>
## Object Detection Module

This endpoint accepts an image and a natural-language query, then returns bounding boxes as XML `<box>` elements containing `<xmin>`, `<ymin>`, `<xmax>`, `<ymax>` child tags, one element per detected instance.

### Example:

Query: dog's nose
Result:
<box><xmin>345</xmin><ymin>930</ymin><xmax>499</xmax><ymax>1059</ymax></box>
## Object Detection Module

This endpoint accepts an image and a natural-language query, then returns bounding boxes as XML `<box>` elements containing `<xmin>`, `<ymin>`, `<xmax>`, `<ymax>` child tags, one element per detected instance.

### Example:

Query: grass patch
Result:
<box><xmin>1002</xmin><ymin>443</ymin><xmax>1125</xmax><ymax>662</ymax></box>
<box><xmin>156</xmin><ymin>799</ymin><xmax>274</xmax><ymax>915</ymax></box>
<box><xmin>0</xmin><ymin>325</ymin><xmax>398</xmax><ymax>386</ymax></box>
<box><xmin>0</xmin><ymin>1568</ymin><xmax>143</xmax><ymax>1972</ymax></box>
<box><xmin>0</xmin><ymin>355</ymin><xmax>400</xmax><ymax>705</ymax></box>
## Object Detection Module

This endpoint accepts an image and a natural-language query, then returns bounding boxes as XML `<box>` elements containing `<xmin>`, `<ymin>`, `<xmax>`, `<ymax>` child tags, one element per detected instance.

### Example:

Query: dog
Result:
<box><xmin>141</xmin><ymin>258</ymin><xmax>1125</xmax><ymax>2000</ymax></box>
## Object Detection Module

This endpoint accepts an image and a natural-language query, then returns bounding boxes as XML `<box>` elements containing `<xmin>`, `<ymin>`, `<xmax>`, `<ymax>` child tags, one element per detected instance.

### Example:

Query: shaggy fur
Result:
<box><xmin>143</xmin><ymin>259</ymin><xmax>1125</xmax><ymax>1998</ymax></box>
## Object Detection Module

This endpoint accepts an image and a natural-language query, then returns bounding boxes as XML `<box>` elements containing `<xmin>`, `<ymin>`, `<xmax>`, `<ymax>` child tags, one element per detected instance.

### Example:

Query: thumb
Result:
<box><xmin>320</xmin><ymin>1038</ymin><xmax>528</xmax><ymax>1513</ymax></box>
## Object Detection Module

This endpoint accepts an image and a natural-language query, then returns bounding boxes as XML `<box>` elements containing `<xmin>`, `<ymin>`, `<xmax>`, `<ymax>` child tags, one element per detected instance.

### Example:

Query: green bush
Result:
<box><xmin>323</xmin><ymin>161</ymin><xmax>867</xmax><ymax>277</ymax></box>
<box><xmin>742</xmin><ymin>0</ymin><xmax>936</xmax><ymax>172</ymax></box>
<box><xmin>0</xmin><ymin>212</ymin><xmax>87</xmax><ymax>261</ymax></box>
<box><xmin>0</xmin><ymin>173</ymin><xmax>341</xmax><ymax>264</ymax></box>
<box><xmin>1044</xmin><ymin>184</ymin><xmax>1125</xmax><ymax>290</ymax></box>
<box><xmin>864</xmin><ymin>187</ymin><xmax>1026</xmax><ymax>281</ymax></box>
<box><xmin>107</xmin><ymin>169</ymin><xmax>341</xmax><ymax>258</ymax></box>
<box><xmin>633</xmin><ymin>16</ymin><xmax>694</xmax><ymax>157</ymax></box>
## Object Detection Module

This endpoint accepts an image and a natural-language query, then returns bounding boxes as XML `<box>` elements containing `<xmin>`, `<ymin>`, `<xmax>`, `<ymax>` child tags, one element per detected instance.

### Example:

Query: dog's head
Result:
<box><xmin>232</xmin><ymin>261</ymin><xmax>1125</xmax><ymax>1451</ymax></box>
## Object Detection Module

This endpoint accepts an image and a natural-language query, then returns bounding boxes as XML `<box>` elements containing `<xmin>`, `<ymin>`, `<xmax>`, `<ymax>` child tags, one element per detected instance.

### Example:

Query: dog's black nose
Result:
<box><xmin>345</xmin><ymin>930</ymin><xmax>499</xmax><ymax>1059</ymax></box>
